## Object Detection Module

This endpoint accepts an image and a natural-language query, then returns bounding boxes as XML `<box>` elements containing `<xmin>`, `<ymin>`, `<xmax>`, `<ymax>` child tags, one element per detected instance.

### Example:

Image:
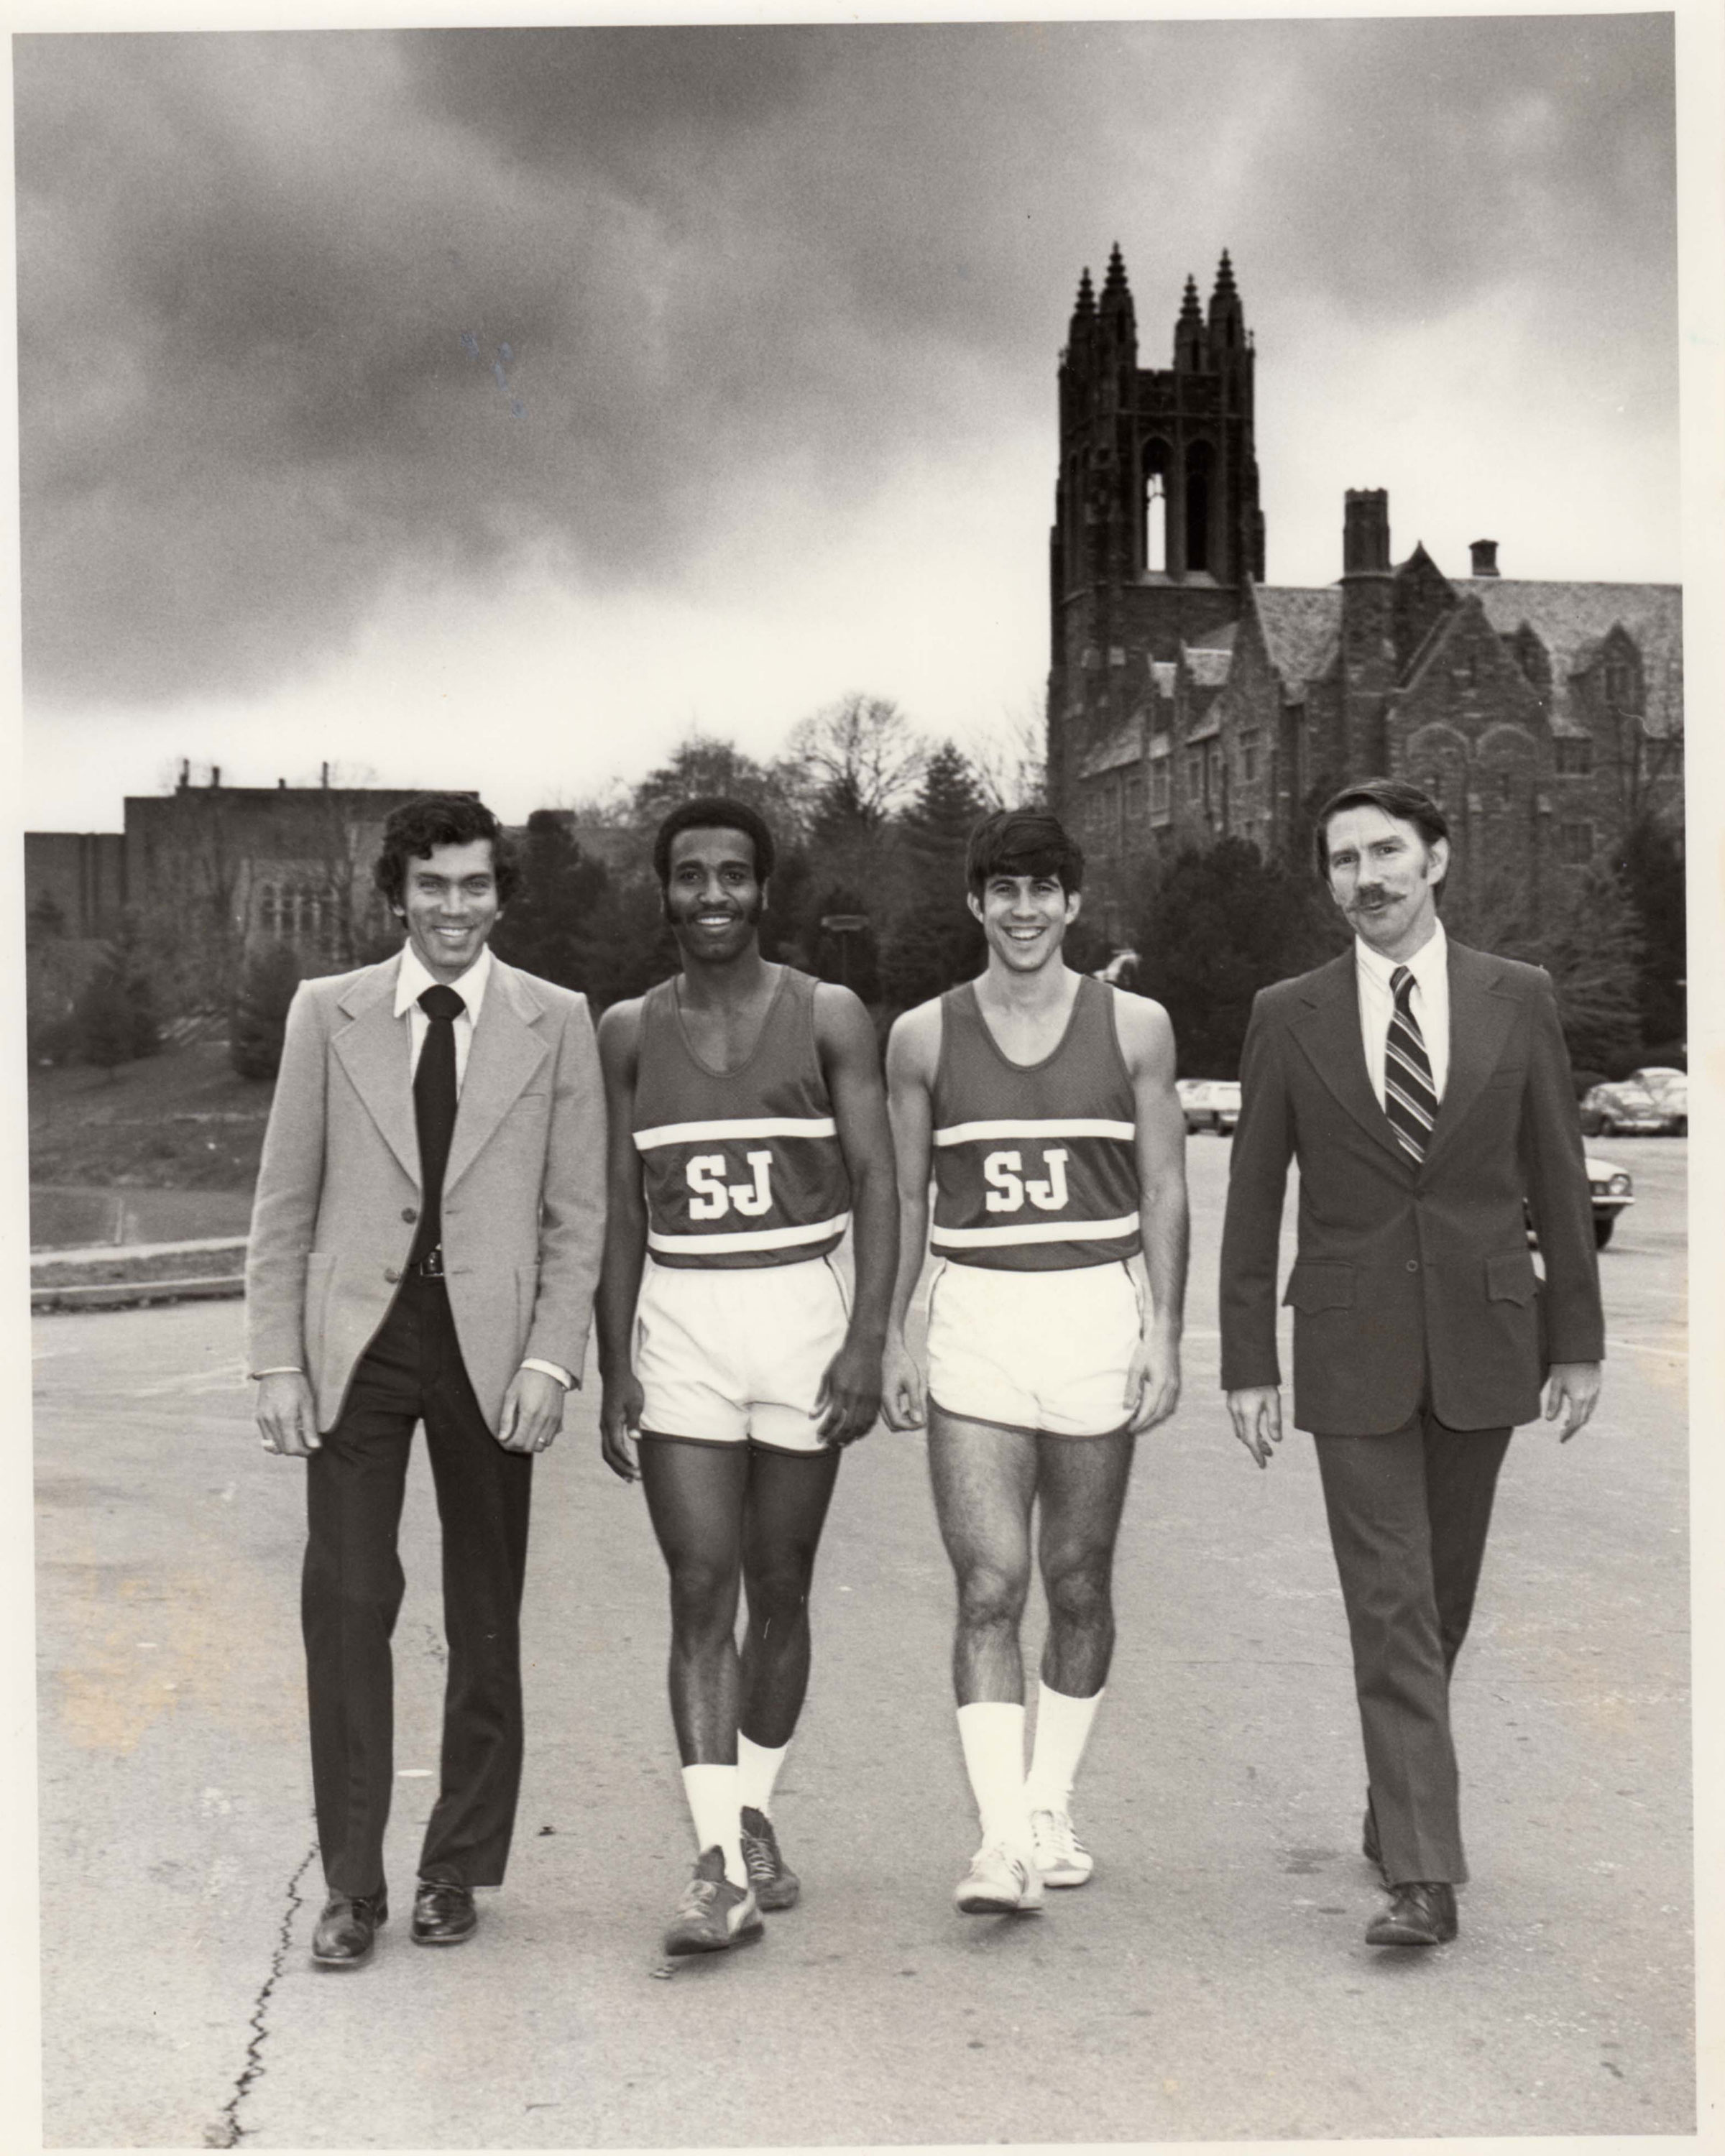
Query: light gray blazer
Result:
<box><xmin>245</xmin><ymin>951</ymin><xmax>607</xmax><ymax>1434</ymax></box>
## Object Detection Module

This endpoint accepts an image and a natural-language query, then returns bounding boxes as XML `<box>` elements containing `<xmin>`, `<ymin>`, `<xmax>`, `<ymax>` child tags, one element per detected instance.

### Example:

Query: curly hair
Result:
<box><xmin>652</xmin><ymin>797</ymin><xmax>777</xmax><ymax>888</ymax></box>
<box><xmin>372</xmin><ymin>793</ymin><xmax>520</xmax><ymax>910</ymax></box>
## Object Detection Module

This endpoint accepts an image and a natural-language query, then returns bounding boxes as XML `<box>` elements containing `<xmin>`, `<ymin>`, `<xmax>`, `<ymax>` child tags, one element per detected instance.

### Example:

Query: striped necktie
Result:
<box><xmin>1384</xmin><ymin>965</ymin><xmax>1438</xmax><ymax>1163</ymax></box>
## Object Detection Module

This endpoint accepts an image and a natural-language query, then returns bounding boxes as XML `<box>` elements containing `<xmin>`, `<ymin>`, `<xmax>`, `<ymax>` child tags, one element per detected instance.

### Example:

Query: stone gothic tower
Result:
<box><xmin>1048</xmin><ymin>246</ymin><xmax>1265</xmax><ymax>821</ymax></box>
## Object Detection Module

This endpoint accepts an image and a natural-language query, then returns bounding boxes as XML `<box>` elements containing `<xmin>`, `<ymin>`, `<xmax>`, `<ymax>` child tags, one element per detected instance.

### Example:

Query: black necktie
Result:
<box><xmin>1383</xmin><ymin>965</ymin><xmax>1438</xmax><ymax>1164</ymax></box>
<box><xmin>410</xmin><ymin>985</ymin><xmax>464</xmax><ymax>1267</ymax></box>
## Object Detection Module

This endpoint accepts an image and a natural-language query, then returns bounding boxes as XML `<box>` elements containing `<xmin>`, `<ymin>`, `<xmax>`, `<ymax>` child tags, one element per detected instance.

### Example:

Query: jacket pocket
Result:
<box><xmin>1486</xmin><ymin>1249</ymin><xmax>1538</xmax><ymax>1304</ymax></box>
<box><xmin>1283</xmin><ymin>1261</ymin><xmax>1356</xmax><ymax>1312</ymax></box>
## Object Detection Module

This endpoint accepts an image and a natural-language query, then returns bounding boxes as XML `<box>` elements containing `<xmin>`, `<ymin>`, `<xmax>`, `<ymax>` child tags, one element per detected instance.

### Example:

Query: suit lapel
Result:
<box><xmin>1288</xmin><ymin>953</ymin><xmax>1412</xmax><ymax>1171</ymax></box>
<box><xmin>332</xmin><ymin>956</ymin><xmax>420</xmax><ymax>1188</ymax></box>
<box><xmin>443</xmin><ymin>959</ymin><xmax>551</xmax><ymax>1197</ymax></box>
<box><xmin>1422</xmin><ymin>941</ymin><xmax>1519</xmax><ymax>1171</ymax></box>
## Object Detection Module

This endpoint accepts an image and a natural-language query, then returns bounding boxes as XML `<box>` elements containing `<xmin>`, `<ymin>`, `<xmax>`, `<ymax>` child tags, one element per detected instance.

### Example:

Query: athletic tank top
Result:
<box><xmin>631</xmin><ymin>966</ymin><xmax>851</xmax><ymax>1270</ymax></box>
<box><xmin>930</xmin><ymin>975</ymin><xmax>1141</xmax><ymax>1271</ymax></box>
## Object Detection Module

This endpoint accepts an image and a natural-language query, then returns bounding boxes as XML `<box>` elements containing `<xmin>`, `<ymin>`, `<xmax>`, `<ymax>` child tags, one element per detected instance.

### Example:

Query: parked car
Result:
<box><xmin>1579</xmin><ymin>1067</ymin><xmax>1687</xmax><ymax>1138</ymax></box>
<box><xmin>1177</xmin><ymin>1079</ymin><xmax>1241</xmax><ymax>1134</ymax></box>
<box><xmin>1530</xmin><ymin>1154</ymin><xmax>1634</xmax><ymax>1249</ymax></box>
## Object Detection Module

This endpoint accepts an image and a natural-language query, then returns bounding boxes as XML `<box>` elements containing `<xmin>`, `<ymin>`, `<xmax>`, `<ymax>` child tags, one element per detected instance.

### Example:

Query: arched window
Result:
<box><xmin>1144</xmin><ymin>439</ymin><xmax>1170</xmax><ymax>573</ymax></box>
<box><xmin>1185</xmin><ymin>440</ymin><xmax>1214</xmax><ymax>573</ymax></box>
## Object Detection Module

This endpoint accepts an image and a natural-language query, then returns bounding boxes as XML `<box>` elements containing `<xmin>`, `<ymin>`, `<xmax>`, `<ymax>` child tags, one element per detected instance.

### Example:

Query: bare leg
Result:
<box><xmin>926</xmin><ymin>1408</ymin><xmax>1039</xmax><ymax>1704</ymax></box>
<box><xmin>638</xmin><ymin>1440</ymin><xmax>750</xmax><ymax>1764</ymax></box>
<box><xmin>737</xmin><ymin>1444</ymin><xmax>843</xmax><ymax>1749</ymax></box>
<box><xmin>1035</xmin><ymin>1426</ymin><xmax>1136</xmax><ymax>1698</ymax></box>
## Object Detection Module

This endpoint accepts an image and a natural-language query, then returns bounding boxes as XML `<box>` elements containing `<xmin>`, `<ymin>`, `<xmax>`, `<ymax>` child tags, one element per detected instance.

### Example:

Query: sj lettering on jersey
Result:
<box><xmin>686</xmin><ymin>1149</ymin><xmax>776</xmax><ymax>1222</ymax></box>
<box><xmin>983</xmin><ymin>1146</ymin><xmax>1071</xmax><ymax>1214</ymax></box>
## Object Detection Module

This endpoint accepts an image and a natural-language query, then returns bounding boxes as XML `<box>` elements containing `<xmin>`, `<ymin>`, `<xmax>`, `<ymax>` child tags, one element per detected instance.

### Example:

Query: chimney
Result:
<box><xmin>1469</xmin><ymin>538</ymin><xmax>1499</xmax><ymax>578</ymax></box>
<box><xmin>210</xmin><ymin>765</ymin><xmax>221</xmax><ymax>788</ymax></box>
<box><xmin>321</xmin><ymin>761</ymin><xmax>330</xmax><ymax>788</ymax></box>
<box><xmin>277</xmin><ymin>777</ymin><xmax>287</xmax><ymax>788</ymax></box>
<box><xmin>178</xmin><ymin>757</ymin><xmax>190</xmax><ymax>791</ymax></box>
<box><xmin>1343</xmin><ymin>489</ymin><xmax>1391</xmax><ymax>576</ymax></box>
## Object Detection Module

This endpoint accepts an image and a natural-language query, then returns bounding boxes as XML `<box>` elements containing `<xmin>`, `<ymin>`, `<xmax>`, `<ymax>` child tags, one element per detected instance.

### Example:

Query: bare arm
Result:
<box><xmin>1114</xmin><ymin>989</ymin><xmax>1189</xmax><ymax>1433</ymax></box>
<box><xmin>814</xmin><ymin>985</ymin><xmax>899</xmax><ymax>1445</ymax></box>
<box><xmin>594</xmin><ymin>1000</ymin><xmax>648</xmax><ymax>1482</ymax></box>
<box><xmin>880</xmin><ymin>1001</ymin><xmax>941</xmax><ymax>1431</ymax></box>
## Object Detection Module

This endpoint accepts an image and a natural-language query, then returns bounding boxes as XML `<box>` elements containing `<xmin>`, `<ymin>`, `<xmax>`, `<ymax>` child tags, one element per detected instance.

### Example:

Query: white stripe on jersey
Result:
<box><xmin>932</xmin><ymin>1118</ymin><xmax>1136</xmax><ymax>1147</ymax></box>
<box><xmin>931</xmin><ymin>1212</ymin><xmax>1141</xmax><ymax>1250</ymax></box>
<box><xmin>634</xmin><ymin>1115</ymin><xmax>840</xmax><ymax>1152</ymax></box>
<box><xmin>646</xmin><ymin>1211</ymin><xmax>851</xmax><ymax>1256</ymax></box>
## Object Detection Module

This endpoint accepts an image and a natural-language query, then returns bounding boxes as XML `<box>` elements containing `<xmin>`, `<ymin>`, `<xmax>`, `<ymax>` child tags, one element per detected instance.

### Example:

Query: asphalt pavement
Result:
<box><xmin>29</xmin><ymin>1137</ymin><xmax>1694</xmax><ymax>2147</ymax></box>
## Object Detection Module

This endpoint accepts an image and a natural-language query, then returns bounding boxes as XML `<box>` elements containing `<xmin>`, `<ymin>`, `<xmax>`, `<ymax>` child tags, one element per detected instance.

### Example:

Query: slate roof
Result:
<box><xmin>1461</xmin><ymin>578</ymin><xmax>1683</xmax><ymax>738</ymax></box>
<box><xmin>1253</xmin><ymin>585</ymin><xmax>1341</xmax><ymax>690</ymax></box>
<box><xmin>1079</xmin><ymin>720</ymin><xmax>1145</xmax><ymax>778</ymax></box>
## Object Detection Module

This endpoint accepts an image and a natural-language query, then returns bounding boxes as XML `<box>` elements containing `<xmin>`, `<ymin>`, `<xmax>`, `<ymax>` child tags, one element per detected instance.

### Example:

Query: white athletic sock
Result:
<box><xmin>681</xmin><ymin>1764</ymin><xmax>745</xmax><ymax>1887</ymax></box>
<box><xmin>957</xmin><ymin>1701</ymin><xmax>1031</xmax><ymax>1853</ymax></box>
<box><xmin>737</xmin><ymin>1732</ymin><xmax>790</xmax><ymax>1819</ymax></box>
<box><xmin>1024</xmin><ymin>1682</ymin><xmax>1105</xmax><ymax>1815</ymax></box>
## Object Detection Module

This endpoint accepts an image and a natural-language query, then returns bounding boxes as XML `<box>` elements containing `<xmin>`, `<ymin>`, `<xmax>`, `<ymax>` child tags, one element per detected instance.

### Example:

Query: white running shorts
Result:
<box><xmin>635</xmin><ymin>1254</ymin><xmax>850</xmax><ymax>1452</ymax></box>
<box><xmin>926</xmin><ymin>1257</ymin><xmax>1145</xmax><ymax>1438</ymax></box>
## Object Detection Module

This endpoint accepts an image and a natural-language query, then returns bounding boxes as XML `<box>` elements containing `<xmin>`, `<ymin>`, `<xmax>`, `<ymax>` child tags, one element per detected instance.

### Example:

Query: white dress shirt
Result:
<box><xmin>1356</xmin><ymin>916</ymin><xmax>1450</xmax><ymax>1110</ymax></box>
<box><xmin>395</xmin><ymin>939</ymin><xmax>491</xmax><ymax>1086</ymax></box>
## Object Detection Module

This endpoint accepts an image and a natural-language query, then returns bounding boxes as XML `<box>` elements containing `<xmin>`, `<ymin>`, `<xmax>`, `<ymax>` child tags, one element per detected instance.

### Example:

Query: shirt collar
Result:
<box><xmin>395</xmin><ymin>940</ymin><xmax>492</xmax><ymax>1019</ymax></box>
<box><xmin>1355</xmin><ymin>913</ymin><xmax>1447</xmax><ymax>995</ymax></box>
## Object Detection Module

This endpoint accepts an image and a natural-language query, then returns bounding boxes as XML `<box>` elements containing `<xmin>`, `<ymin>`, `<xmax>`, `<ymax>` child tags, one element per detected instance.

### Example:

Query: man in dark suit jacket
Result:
<box><xmin>1220</xmin><ymin>777</ymin><xmax>1604</xmax><ymax>1948</ymax></box>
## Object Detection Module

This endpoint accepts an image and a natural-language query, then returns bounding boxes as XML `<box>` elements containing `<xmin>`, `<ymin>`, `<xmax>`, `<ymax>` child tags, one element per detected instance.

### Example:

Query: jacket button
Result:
<box><xmin>402</xmin><ymin>1207</ymin><xmax>418</xmax><ymax>1223</ymax></box>
<box><xmin>1406</xmin><ymin>1259</ymin><xmax>1420</xmax><ymax>1272</ymax></box>
<box><xmin>385</xmin><ymin>1268</ymin><xmax>401</xmax><ymax>1284</ymax></box>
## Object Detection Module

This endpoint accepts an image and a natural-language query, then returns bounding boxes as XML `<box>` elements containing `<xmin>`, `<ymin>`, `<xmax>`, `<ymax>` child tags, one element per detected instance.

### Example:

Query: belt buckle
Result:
<box><xmin>419</xmin><ymin>1245</ymin><xmax>444</xmax><ymax>1279</ymax></box>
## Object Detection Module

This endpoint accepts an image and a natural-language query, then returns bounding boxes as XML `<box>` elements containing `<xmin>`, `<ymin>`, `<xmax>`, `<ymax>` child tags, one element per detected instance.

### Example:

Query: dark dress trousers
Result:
<box><xmin>1219</xmin><ymin>941</ymin><xmax>1604</xmax><ymax>1886</ymax></box>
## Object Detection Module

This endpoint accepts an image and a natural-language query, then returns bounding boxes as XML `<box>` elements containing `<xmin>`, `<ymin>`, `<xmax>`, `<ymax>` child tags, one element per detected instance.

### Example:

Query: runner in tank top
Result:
<box><xmin>596</xmin><ymin>798</ymin><xmax>897</xmax><ymax>1958</ymax></box>
<box><xmin>882</xmin><ymin>808</ymin><xmax>1189</xmax><ymax>1915</ymax></box>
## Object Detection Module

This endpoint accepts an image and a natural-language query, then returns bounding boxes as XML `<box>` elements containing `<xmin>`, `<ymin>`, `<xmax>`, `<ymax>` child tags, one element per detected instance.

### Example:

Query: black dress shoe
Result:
<box><xmin>1366</xmin><ymin>1881</ymin><xmax>1458</xmax><ymax>1947</ymax></box>
<box><xmin>1362</xmin><ymin>1797</ymin><xmax>1385</xmax><ymax>1877</ymax></box>
<box><xmin>412</xmin><ymin>1879</ymin><xmax>477</xmax><ymax>1946</ymax></box>
<box><xmin>311</xmin><ymin>1891</ymin><xmax>387</xmax><ymax>1968</ymax></box>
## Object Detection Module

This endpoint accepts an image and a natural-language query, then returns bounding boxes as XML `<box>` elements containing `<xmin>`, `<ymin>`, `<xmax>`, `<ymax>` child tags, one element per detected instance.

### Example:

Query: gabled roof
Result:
<box><xmin>1251</xmin><ymin>584</ymin><xmax>1341</xmax><ymax>690</ymax></box>
<box><xmin>1184</xmin><ymin>643</ymin><xmax>1233</xmax><ymax>689</ymax></box>
<box><xmin>1079</xmin><ymin>720</ymin><xmax>1144</xmax><ymax>778</ymax></box>
<box><xmin>1461</xmin><ymin>578</ymin><xmax>1683</xmax><ymax>737</ymax></box>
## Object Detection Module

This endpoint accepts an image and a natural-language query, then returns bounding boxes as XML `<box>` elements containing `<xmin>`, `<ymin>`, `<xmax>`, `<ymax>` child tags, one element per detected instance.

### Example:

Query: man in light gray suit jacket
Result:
<box><xmin>247</xmin><ymin>793</ymin><xmax>606</xmax><ymax>1969</ymax></box>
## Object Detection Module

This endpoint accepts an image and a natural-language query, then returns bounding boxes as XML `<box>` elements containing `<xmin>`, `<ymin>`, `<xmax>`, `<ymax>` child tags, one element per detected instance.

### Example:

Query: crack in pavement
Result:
<box><xmin>204</xmin><ymin>1844</ymin><xmax>318</xmax><ymax>2149</ymax></box>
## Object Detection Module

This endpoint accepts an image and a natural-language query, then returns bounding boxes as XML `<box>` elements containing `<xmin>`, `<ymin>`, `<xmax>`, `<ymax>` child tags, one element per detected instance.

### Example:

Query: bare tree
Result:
<box><xmin>785</xmin><ymin>693</ymin><xmax>927</xmax><ymax>834</ymax></box>
<box><xmin>967</xmin><ymin>696</ymin><xmax>1048</xmax><ymax>811</ymax></box>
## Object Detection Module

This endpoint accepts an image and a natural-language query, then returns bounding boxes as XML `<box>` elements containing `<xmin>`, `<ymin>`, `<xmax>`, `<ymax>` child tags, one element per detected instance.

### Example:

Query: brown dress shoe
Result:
<box><xmin>311</xmin><ymin>1891</ymin><xmax>387</xmax><ymax>1968</ymax></box>
<box><xmin>412</xmin><ymin>1879</ymin><xmax>477</xmax><ymax>1946</ymax></box>
<box><xmin>1366</xmin><ymin>1881</ymin><xmax>1458</xmax><ymax>1947</ymax></box>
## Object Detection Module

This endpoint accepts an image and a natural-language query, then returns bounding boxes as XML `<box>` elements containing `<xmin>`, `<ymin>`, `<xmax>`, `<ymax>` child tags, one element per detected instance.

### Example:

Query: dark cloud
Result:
<box><xmin>17</xmin><ymin>19</ymin><xmax>1675</xmax><ymax>710</ymax></box>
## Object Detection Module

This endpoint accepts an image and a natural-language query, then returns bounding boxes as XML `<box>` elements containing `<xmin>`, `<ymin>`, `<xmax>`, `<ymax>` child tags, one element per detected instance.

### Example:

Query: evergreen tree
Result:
<box><xmin>1130</xmin><ymin>839</ymin><xmax>1340</xmax><ymax>1076</ymax></box>
<box><xmin>230</xmin><ymin>944</ymin><xmax>304</xmax><ymax>1081</ymax></box>
<box><xmin>878</xmin><ymin>741</ymin><xmax>988</xmax><ymax>1010</ymax></box>
<box><xmin>1615</xmin><ymin>815</ymin><xmax>1685</xmax><ymax>1051</ymax></box>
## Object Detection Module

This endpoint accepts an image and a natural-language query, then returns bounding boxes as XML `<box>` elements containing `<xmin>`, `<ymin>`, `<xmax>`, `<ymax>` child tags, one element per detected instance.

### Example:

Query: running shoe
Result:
<box><xmin>740</xmin><ymin>1805</ymin><xmax>801</xmax><ymax>1912</ymax></box>
<box><xmin>662</xmin><ymin>1847</ymin><xmax>763</xmax><ymax>1956</ymax></box>
<box><xmin>954</xmin><ymin>1841</ymin><xmax>1044</xmax><ymax>1915</ymax></box>
<box><xmin>1030</xmin><ymin>1807</ymin><xmax>1095</xmax><ymax>1888</ymax></box>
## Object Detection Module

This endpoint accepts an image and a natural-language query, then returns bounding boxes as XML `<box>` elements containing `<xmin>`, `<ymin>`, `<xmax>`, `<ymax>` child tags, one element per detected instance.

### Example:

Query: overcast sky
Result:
<box><xmin>17</xmin><ymin>16</ymin><xmax>1680</xmax><ymax>830</ymax></box>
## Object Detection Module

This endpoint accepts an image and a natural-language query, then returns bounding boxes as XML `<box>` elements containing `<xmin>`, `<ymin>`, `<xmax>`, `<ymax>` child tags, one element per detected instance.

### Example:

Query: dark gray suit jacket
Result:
<box><xmin>1219</xmin><ymin>940</ymin><xmax>1604</xmax><ymax>1435</ymax></box>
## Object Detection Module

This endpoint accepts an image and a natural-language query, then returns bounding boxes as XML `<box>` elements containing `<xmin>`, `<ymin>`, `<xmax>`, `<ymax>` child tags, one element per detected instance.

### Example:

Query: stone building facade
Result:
<box><xmin>1047</xmin><ymin>247</ymin><xmax>1683</xmax><ymax>924</ymax></box>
